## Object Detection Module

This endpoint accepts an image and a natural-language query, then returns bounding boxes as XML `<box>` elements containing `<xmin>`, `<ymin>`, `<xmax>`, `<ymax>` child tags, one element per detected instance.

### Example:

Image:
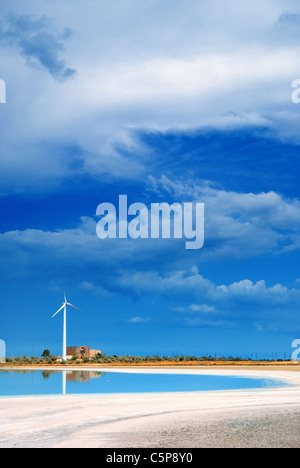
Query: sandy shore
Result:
<box><xmin>1</xmin><ymin>366</ymin><xmax>300</xmax><ymax>448</ymax></box>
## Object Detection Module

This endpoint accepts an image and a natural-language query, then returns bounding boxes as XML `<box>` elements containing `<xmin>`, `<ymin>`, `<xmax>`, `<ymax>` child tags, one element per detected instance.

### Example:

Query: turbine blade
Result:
<box><xmin>67</xmin><ymin>303</ymin><xmax>82</xmax><ymax>312</ymax></box>
<box><xmin>64</xmin><ymin>292</ymin><xmax>67</xmax><ymax>303</ymax></box>
<box><xmin>52</xmin><ymin>305</ymin><xmax>65</xmax><ymax>318</ymax></box>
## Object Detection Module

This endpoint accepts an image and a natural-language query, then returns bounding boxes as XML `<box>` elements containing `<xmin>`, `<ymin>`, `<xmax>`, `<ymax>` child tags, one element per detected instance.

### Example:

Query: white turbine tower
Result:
<box><xmin>52</xmin><ymin>294</ymin><xmax>82</xmax><ymax>361</ymax></box>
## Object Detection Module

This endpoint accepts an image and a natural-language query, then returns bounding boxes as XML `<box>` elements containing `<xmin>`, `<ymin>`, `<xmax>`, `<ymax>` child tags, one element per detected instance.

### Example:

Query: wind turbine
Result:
<box><xmin>52</xmin><ymin>293</ymin><xmax>82</xmax><ymax>361</ymax></box>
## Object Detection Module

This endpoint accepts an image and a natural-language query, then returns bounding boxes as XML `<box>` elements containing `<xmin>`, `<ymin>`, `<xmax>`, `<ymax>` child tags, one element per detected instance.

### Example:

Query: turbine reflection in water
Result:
<box><xmin>61</xmin><ymin>371</ymin><xmax>103</xmax><ymax>395</ymax></box>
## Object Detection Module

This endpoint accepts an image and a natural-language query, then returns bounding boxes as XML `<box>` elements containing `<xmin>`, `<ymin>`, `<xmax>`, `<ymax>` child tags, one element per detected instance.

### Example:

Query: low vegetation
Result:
<box><xmin>0</xmin><ymin>353</ymin><xmax>296</xmax><ymax>367</ymax></box>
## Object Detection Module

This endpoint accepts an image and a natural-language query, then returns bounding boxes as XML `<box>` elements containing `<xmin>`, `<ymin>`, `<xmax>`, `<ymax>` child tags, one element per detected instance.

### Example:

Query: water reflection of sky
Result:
<box><xmin>0</xmin><ymin>370</ymin><xmax>288</xmax><ymax>397</ymax></box>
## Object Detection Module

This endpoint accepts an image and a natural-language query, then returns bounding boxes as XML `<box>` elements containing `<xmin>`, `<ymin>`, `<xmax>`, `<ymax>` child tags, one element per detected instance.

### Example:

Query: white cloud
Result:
<box><xmin>0</xmin><ymin>208</ymin><xmax>299</xmax><ymax>329</ymax></box>
<box><xmin>77</xmin><ymin>281</ymin><xmax>115</xmax><ymax>297</ymax></box>
<box><xmin>1</xmin><ymin>1</ymin><xmax>300</xmax><ymax>191</ymax></box>
<box><xmin>1</xmin><ymin>180</ymin><xmax>300</xmax><ymax>279</ymax></box>
<box><xmin>171</xmin><ymin>304</ymin><xmax>218</xmax><ymax>314</ymax></box>
<box><xmin>117</xmin><ymin>267</ymin><xmax>300</xmax><ymax>330</ymax></box>
<box><xmin>148</xmin><ymin>175</ymin><xmax>300</xmax><ymax>258</ymax></box>
<box><xmin>118</xmin><ymin>268</ymin><xmax>299</xmax><ymax>306</ymax></box>
<box><xmin>125</xmin><ymin>317</ymin><xmax>151</xmax><ymax>324</ymax></box>
<box><xmin>183</xmin><ymin>318</ymin><xmax>237</xmax><ymax>329</ymax></box>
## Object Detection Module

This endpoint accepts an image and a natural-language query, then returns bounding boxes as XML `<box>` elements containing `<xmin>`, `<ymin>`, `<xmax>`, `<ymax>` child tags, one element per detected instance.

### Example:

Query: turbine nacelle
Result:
<box><xmin>52</xmin><ymin>294</ymin><xmax>83</xmax><ymax>318</ymax></box>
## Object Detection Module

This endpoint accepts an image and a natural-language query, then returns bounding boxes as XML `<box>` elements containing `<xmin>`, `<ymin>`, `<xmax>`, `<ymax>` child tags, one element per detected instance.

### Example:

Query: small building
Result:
<box><xmin>90</xmin><ymin>349</ymin><xmax>103</xmax><ymax>357</ymax></box>
<box><xmin>66</xmin><ymin>346</ymin><xmax>103</xmax><ymax>360</ymax></box>
<box><xmin>67</xmin><ymin>346</ymin><xmax>90</xmax><ymax>360</ymax></box>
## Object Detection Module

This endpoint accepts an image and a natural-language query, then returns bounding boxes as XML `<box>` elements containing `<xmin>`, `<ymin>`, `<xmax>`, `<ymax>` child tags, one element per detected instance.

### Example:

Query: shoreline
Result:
<box><xmin>1</xmin><ymin>367</ymin><xmax>300</xmax><ymax>447</ymax></box>
<box><xmin>1</xmin><ymin>363</ymin><xmax>300</xmax><ymax>371</ymax></box>
<box><xmin>1</xmin><ymin>361</ymin><xmax>299</xmax><ymax>368</ymax></box>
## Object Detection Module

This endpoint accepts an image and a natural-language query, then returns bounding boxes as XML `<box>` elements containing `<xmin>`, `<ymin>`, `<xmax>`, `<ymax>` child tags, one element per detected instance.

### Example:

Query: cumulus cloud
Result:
<box><xmin>1</xmin><ymin>179</ymin><xmax>300</xmax><ymax>281</ymax></box>
<box><xmin>0</xmin><ymin>206</ymin><xmax>300</xmax><ymax>329</ymax></box>
<box><xmin>0</xmin><ymin>14</ymin><xmax>75</xmax><ymax>80</ymax></box>
<box><xmin>148</xmin><ymin>175</ymin><xmax>300</xmax><ymax>259</ymax></box>
<box><xmin>116</xmin><ymin>269</ymin><xmax>298</xmax><ymax>305</ymax></box>
<box><xmin>1</xmin><ymin>1</ymin><xmax>300</xmax><ymax>191</ymax></box>
<box><xmin>118</xmin><ymin>268</ymin><xmax>300</xmax><ymax>330</ymax></box>
<box><xmin>0</xmin><ymin>213</ymin><xmax>298</xmax><ymax>304</ymax></box>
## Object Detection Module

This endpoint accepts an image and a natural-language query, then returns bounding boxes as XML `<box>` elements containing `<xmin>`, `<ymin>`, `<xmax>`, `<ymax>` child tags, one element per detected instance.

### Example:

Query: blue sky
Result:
<box><xmin>1</xmin><ymin>0</ymin><xmax>300</xmax><ymax>358</ymax></box>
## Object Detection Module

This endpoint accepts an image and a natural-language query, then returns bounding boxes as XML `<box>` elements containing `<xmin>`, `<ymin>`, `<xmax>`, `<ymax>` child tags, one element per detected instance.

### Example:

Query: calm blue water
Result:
<box><xmin>0</xmin><ymin>370</ymin><xmax>288</xmax><ymax>397</ymax></box>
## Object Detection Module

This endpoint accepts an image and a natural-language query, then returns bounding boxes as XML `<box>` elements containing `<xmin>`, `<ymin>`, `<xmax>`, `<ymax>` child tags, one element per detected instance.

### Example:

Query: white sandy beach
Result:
<box><xmin>1</xmin><ymin>367</ymin><xmax>300</xmax><ymax>448</ymax></box>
